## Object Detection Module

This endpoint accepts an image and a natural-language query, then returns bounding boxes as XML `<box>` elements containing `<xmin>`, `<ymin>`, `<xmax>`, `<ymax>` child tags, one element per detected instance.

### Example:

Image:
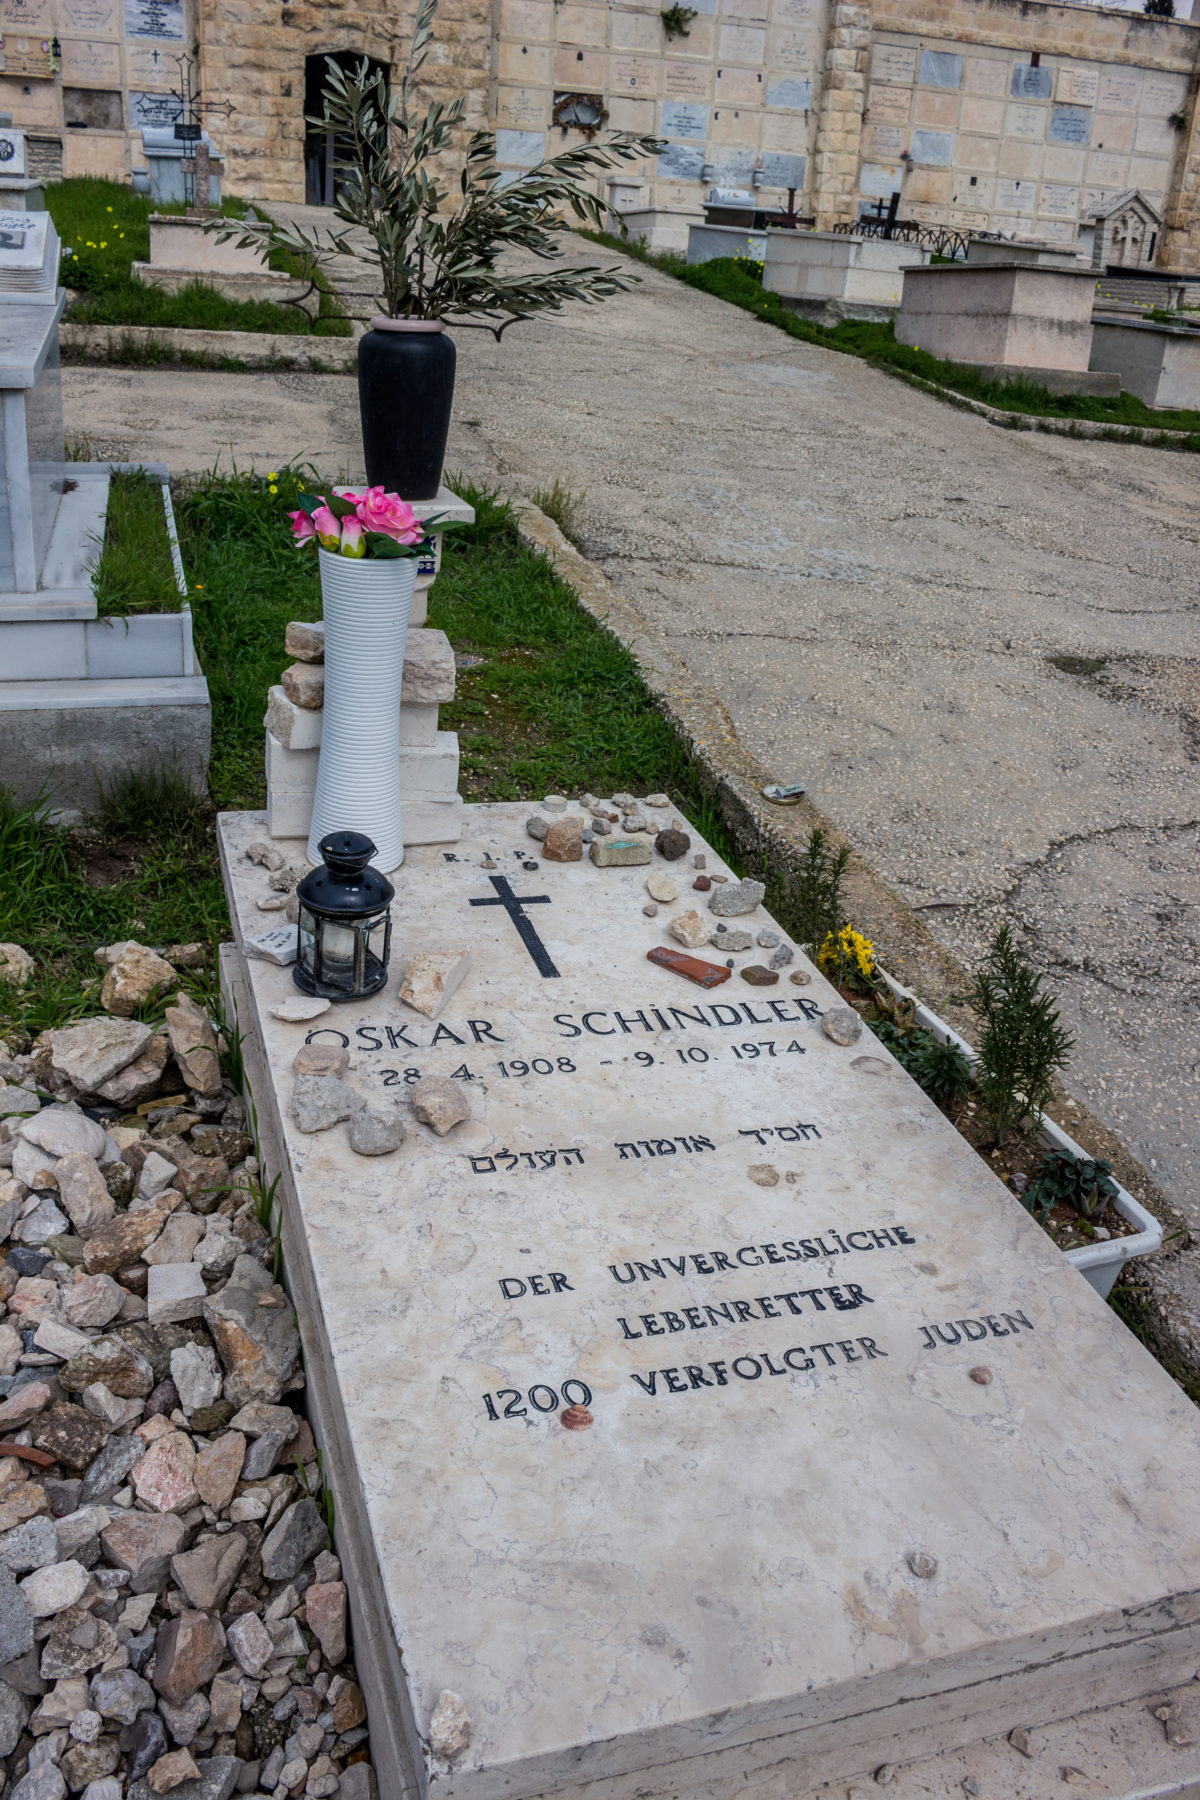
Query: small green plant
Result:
<box><xmin>95</xmin><ymin>764</ymin><xmax>204</xmax><ymax>837</ymax></box>
<box><xmin>1023</xmin><ymin>1148</ymin><xmax>1119</xmax><ymax>1227</ymax></box>
<box><xmin>789</xmin><ymin>827</ymin><xmax>849</xmax><ymax>954</ymax></box>
<box><xmin>661</xmin><ymin>2</ymin><xmax>697</xmax><ymax>36</ymax></box>
<box><xmin>969</xmin><ymin>925</ymin><xmax>1074</xmax><ymax>1142</ymax></box>
<box><xmin>1144</xmin><ymin>0</ymin><xmax>1175</xmax><ymax>17</ymax></box>
<box><xmin>875</xmin><ymin>1021</ymin><xmax>972</xmax><ymax>1108</ymax></box>
<box><xmin>531</xmin><ymin>477</ymin><xmax>586</xmax><ymax>548</ymax></box>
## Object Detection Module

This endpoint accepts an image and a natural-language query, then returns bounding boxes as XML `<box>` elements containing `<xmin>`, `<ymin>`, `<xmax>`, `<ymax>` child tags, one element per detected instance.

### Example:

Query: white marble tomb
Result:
<box><xmin>217</xmin><ymin>802</ymin><xmax>1200</xmax><ymax>1800</ymax></box>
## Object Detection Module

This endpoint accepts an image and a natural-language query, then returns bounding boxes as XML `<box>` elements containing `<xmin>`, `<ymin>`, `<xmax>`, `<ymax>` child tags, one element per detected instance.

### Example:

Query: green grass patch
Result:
<box><xmin>584</xmin><ymin>233</ymin><xmax>1200</xmax><ymax>446</ymax></box>
<box><xmin>45</xmin><ymin>176</ymin><xmax>351</xmax><ymax>338</ymax></box>
<box><xmin>92</xmin><ymin>469</ymin><xmax>182</xmax><ymax>617</ymax></box>
<box><xmin>0</xmin><ymin>465</ymin><xmax>739</xmax><ymax>1043</ymax></box>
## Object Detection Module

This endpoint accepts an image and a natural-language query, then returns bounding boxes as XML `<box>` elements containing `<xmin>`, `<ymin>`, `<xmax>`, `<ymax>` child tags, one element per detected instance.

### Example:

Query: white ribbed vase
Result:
<box><xmin>306</xmin><ymin>547</ymin><xmax>416</xmax><ymax>874</ymax></box>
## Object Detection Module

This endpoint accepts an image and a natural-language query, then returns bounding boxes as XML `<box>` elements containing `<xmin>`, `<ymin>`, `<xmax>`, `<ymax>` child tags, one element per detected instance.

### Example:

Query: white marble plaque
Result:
<box><xmin>661</xmin><ymin>98</ymin><xmax>707</xmax><ymax>138</ymax></box>
<box><xmin>0</xmin><ymin>0</ymin><xmax>51</xmax><ymax>31</ymax></box>
<box><xmin>497</xmin><ymin>87</ymin><xmax>546</xmax><ymax>128</ymax></box>
<box><xmin>611</xmin><ymin>54</ymin><xmax>657</xmax><ymax>90</ymax></box>
<box><xmin>125</xmin><ymin>41</ymin><xmax>174</xmax><ymax>84</ymax></box>
<box><xmin>1143</xmin><ymin>75</ymin><xmax>1187</xmax><ymax>113</ymax></box>
<box><xmin>1056</xmin><ymin>66</ymin><xmax>1098</xmax><ymax>107</ymax></box>
<box><xmin>657</xmin><ymin>142</ymin><xmax>704</xmax><ymax>178</ymax></box>
<box><xmin>1005</xmin><ymin>103</ymin><xmax>1045</xmax><ymax>141</ymax></box>
<box><xmin>862</xmin><ymin>121</ymin><xmax>903</xmax><ymax>158</ymax></box>
<box><xmin>918</xmin><ymin>49</ymin><xmax>961</xmax><ymax>90</ymax></box>
<box><xmin>758</xmin><ymin>149</ymin><xmax>804</xmax><ymax>186</ymax></box>
<box><xmin>129</xmin><ymin>89</ymin><xmax>180</xmax><ymax>126</ymax></box>
<box><xmin>910</xmin><ymin>128</ymin><xmax>953</xmax><ymax>166</ymax></box>
<box><xmin>123</xmin><ymin>0</ymin><xmax>180</xmax><ymax>34</ymax></box>
<box><xmin>218</xmin><ymin>803</ymin><xmax>1200</xmax><ymax>1800</ymax></box>
<box><xmin>766</xmin><ymin>76</ymin><xmax>810</xmax><ymax>109</ymax></box>
<box><xmin>495</xmin><ymin>128</ymin><xmax>545</xmax><ymax>166</ymax></box>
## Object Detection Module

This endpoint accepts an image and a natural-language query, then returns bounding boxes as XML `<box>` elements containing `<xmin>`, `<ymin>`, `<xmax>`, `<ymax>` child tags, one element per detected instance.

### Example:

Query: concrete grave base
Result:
<box><xmin>897</xmin><ymin>262</ymin><xmax>1099</xmax><ymax>374</ymax></box>
<box><xmin>954</xmin><ymin>362</ymin><xmax>1122</xmax><ymax>397</ymax></box>
<box><xmin>0</xmin><ymin>674</ymin><xmax>210</xmax><ymax>811</ymax></box>
<box><xmin>218</xmin><ymin>800</ymin><xmax>1200</xmax><ymax>1800</ymax></box>
<box><xmin>1090</xmin><ymin>316</ymin><xmax>1200</xmax><ymax>410</ymax></box>
<box><xmin>132</xmin><ymin>261</ymin><xmax>312</xmax><ymax>306</ymax></box>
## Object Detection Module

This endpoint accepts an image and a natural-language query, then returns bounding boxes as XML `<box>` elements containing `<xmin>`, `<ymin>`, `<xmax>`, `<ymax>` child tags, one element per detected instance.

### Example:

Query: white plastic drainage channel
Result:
<box><xmin>875</xmin><ymin>964</ymin><xmax>1162</xmax><ymax>1299</ymax></box>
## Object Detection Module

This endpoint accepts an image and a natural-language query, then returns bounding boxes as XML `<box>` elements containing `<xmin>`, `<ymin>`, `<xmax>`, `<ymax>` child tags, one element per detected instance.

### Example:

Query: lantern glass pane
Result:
<box><xmin>298</xmin><ymin>906</ymin><xmax>317</xmax><ymax>972</ymax></box>
<box><xmin>367</xmin><ymin>914</ymin><xmax>389</xmax><ymax>963</ymax></box>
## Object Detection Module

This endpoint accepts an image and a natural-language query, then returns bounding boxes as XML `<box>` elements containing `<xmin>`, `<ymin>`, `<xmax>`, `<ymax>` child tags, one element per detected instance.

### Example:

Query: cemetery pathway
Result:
<box><xmin>65</xmin><ymin>246</ymin><xmax>1200</xmax><ymax>1222</ymax></box>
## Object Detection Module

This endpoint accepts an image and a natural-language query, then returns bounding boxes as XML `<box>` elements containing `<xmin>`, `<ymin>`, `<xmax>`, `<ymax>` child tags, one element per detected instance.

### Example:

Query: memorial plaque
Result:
<box><xmin>657</xmin><ymin>142</ymin><xmax>704</xmax><ymax>178</ymax></box>
<box><xmin>1010</xmin><ymin>64</ymin><xmax>1052</xmax><ymax>101</ymax></box>
<box><xmin>1056</xmin><ymin>66</ymin><xmax>1098</xmax><ymax>107</ymax></box>
<box><xmin>56</xmin><ymin>35</ymin><xmax>118</xmax><ymax>80</ymax></box>
<box><xmin>862</xmin><ymin>121</ymin><xmax>903</xmax><ymax>159</ymax></box>
<box><xmin>129</xmin><ymin>89</ymin><xmax>180</xmax><ymax>127</ymax></box>
<box><xmin>918</xmin><ymin>49</ymin><xmax>961</xmax><ymax>90</ymax></box>
<box><xmin>610</xmin><ymin>54</ymin><xmax>656</xmax><ymax>90</ymax></box>
<box><xmin>1038</xmin><ymin>181</ymin><xmax>1079</xmax><ymax>217</ymax></box>
<box><xmin>910</xmin><ymin>127</ymin><xmax>953</xmax><ymax>166</ymax></box>
<box><xmin>664</xmin><ymin>61</ymin><xmax>709</xmax><ymax>99</ymax></box>
<box><xmin>868</xmin><ymin>82</ymin><xmax>910</xmax><ymax>123</ymax></box>
<box><xmin>717</xmin><ymin>22</ymin><xmax>764</xmax><ymax>60</ymax></box>
<box><xmin>766</xmin><ymin>76</ymin><xmax>811</xmax><ymax>109</ymax></box>
<box><xmin>772</xmin><ymin>0</ymin><xmax>815</xmax><ymax>22</ymax></box>
<box><xmin>870</xmin><ymin>42</ymin><xmax>916</xmax><ymax>85</ymax></box>
<box><xmin>126</xmin><ymin>41</ymin><xmax>174</xmax><ymax>84</ymax></box>
<box><xmin>497</xmin><ymin>86</ymin><xmax>546</xmax><ymax>128</ymax></box>
<box><xmin>661</xmin><ymin>98</ymin><xmax>707</xmax><ymax>138</ymax></box>
<box><xmin>1098</xmin><ymin>71</ymin><xmax>1139</xmax><ymax>112</ymax></box>
<box><xmin>770</xmin><ymin>29</ymin><xmax>811</xmax><ymax>70</ymax></box>
<box><xmin>995</xmin><ymin>174</ymin><xmax>1035</xmax><ymax>211</ymax></box>
<box><xmin>123</xmin><ymin>0</ymin><xmax>180</xmax><ymax>34</ymax></box>
<box><xmin>0</xmin><ymin>0</ymin><xmax>51</xmax><ymax>30</ymax></box>
<box><xmin>758</xmin><ymin>149</ymin><xmax>804</xmax><ymax>186</ymax></box>
<box><xmin>219</xmin><ymin>803</ymin><xmax>1200</xmax><ymax>1800</ymax></box>
<box><xmin>859</xmin><ymin>160</ymin><xmax>901</xmax><ymax>197</ymax></box>
<box><xmin>1005</xmin><ymin>102</ymin><xmax>1045</xmax><ymax>141</ymax></box>
<box><xmin>1088</xmin><ymin>151</ymin><xmax>1129</xmax><ymax>187</ymax></box>
<box><xmin>1143</xmin><ymin>75</ymin><xmax>1187</xmax><ymax>112</ymax></box>
<box><xmin>1049</xmin><ymin>105</ymin><xmax>1091</xmax><ymax>146</ymax></box>
<box><xmin>705</xmin><ymin>146</ymin><xmax>755</xmax><ymax>183</ymax></box>
<box><xmin>495</xmin><ymin>127</ymin><xmax>545</xmax><ymax>165</ymax></box>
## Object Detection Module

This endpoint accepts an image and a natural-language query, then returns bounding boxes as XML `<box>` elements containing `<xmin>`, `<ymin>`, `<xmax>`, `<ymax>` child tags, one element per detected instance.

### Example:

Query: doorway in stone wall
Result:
<box><xmin>304</xmin><ymin>51</ymin><xmax>389</xmax><ymax>205</ymax></box>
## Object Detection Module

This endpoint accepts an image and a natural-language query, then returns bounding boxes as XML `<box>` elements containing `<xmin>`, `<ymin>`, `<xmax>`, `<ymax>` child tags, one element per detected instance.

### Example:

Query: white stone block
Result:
<box><xmin>267</xmin><ymin>729</ymin><xmax>458</xmax><ymax>798</ymax></box>
<box><xmin>267</xmin><ymin>783</ymin><xmax>463</xmax><ymax>847</ymax></box>
<box><xmin>265</xmin><ymin>688</ymin><xmax>439</xmax><ymax>752</ymax></box>
<box><xmin>146</xmin><ymin>1262</ymin><xmax>207</xmax><ymax>1324</ymax></box>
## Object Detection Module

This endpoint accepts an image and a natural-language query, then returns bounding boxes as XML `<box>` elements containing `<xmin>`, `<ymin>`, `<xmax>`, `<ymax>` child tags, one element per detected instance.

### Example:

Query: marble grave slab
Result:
<box><xmin>217</xmin><ymin>804</ymin><xmax>1200</xmax><ymax>1800</ymax></box>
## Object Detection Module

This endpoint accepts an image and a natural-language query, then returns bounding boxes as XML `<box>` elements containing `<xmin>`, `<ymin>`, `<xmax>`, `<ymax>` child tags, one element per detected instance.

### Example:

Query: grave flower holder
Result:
<box><xmin>306</xmin><ymin>545</ymin><xmax>416</xmax><ymax>872</ymax></box>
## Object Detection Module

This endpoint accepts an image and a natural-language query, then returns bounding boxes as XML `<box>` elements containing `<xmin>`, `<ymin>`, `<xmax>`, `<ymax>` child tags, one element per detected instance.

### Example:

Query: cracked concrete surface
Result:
<box><xmin>62</xmin><ymin>247</ymin><xmax>1200</xmax><ymax>1219</ymax></box>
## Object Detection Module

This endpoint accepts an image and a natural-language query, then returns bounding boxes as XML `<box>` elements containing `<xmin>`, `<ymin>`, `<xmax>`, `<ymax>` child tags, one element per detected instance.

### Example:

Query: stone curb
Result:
<box><xmin>514</xmin><ymin>500</ymin><xmax>1200</xmax><ymax>1385</ymax></box>
<box><xmin>60</xmin><ymin>321</ymin><xmax>361</xmax><ymax>372</ymax></box>
<box><xmin>871</xmin><ymin>362</ymin><xmax>1200</xmax><ymax>448</ymax></box>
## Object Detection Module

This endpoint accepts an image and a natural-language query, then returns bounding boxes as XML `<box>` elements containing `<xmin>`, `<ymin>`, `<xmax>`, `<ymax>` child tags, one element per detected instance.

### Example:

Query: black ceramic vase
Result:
<box><xmin>357</xmin><ymin>318</ymin><xmax>457</xmax><ymax>501</ymax></box>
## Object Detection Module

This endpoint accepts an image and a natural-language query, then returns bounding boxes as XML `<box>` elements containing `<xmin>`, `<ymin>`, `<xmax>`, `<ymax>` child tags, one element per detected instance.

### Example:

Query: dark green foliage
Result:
<box><xmin>788</xmin><ymin>828</ymin><xmax>848</xmax><ymax>953</ymax></box>
<box><xmin>661</xmin><ymin>3</ymin><xmax>698</xmax><ymax>34</ymax></box>
<box><xmin>258</xmin><ymin>0</ymin><xmax>660</xmax><ymax>327</ymax></box>
<box><xmin>577</xmin><ymin>237</ymin><xmax>1200</xmax><ymax>445</ymax></box>
<box><xmin>95</xmin><ymin>765</ymin><xmax>203</xmax><ymax>838</ymax></box>
<box><xmin>1023</xmin><ymin>1149</ymin><xmax>1119</xmax><ymax>1226</ymax></box>
<box><xmin>873</xmin><ymin>1020</ymin><xmax>972</xmax><ymax>1108</ymax></box>
<box><xmin>92</xmin><ymin>471</ymin><xmax>181</xmax><ymax>617</ymax></box>
<box><xmin>1144</xmin><ymin>0</ymin><xmax>1175</xmax><ymax>18</ymax></box>
<box><xmin>969</xmin><ymin>925</ymin><xmax>1074</xmax><ymax>1141</ymax></box>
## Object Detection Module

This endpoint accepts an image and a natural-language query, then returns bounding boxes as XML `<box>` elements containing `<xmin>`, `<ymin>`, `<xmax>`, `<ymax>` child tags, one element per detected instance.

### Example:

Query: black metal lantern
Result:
<box><xmin>293</xmin><ymin>832</ymin><xmax>394</xmax><ymax>1002</ymax></box>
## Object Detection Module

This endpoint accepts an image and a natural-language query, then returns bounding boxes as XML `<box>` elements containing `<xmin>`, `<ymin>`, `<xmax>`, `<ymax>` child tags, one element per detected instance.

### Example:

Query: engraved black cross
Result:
<box><xmin>469</xmin><ymin>876</ymin><xmax>559</xmax><ymax>978</ymax></box>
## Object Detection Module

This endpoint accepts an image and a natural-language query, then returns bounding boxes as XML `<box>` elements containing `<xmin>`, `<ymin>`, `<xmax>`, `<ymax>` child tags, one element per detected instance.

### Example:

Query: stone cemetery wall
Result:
<box><xmin>1</xmin><ymin>0</ymin><xmax>1198</xmax><ymax>268</ymax></box>
<box><xmin>0</xmin><ymin>0</ymin><xmax>198</xmax><ymax>182</ymax></box>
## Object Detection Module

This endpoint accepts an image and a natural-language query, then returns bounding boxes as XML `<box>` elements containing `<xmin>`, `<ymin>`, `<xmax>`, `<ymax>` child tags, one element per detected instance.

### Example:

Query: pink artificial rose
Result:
<box><xmin>339</xmin><ymin>517</ymin><xmax>366</xmax><ymax>558</ymax></box>
<box><xmin>354</xmin><ymin>486</ymin><xmax>424</xmax><ymax>545</ymax></box>
<box><xmin>288</xmin><ymin>509</ymin><xmax>316</xmax><ymax>545</ymax></box>
<box><xmin>311</xmin><ymin>503</ymin><xmax>342</xmax><ymax>551</ymax></box>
